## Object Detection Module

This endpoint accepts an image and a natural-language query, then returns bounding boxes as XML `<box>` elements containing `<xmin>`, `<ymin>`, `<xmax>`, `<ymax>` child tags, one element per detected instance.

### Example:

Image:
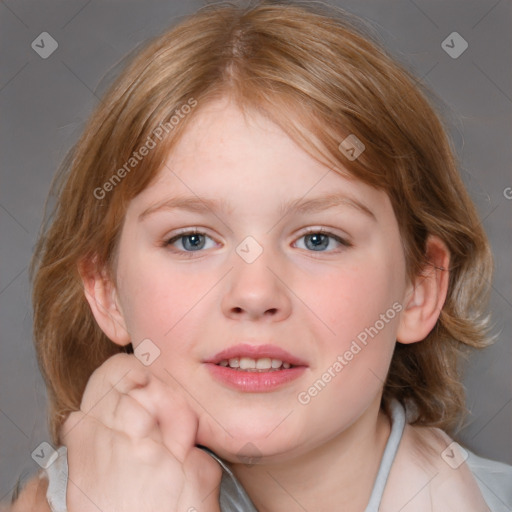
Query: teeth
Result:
<box><xmin>218</xmin><ymin>357</ymin><xmax>292</xmax><ymax>371</ymax></box>
<box><xmin>239</xmin><ymin>357</ymin><xmax>256</xmax><ymax>369</ymax></box>
<box><xmin>256</xmin><ymin>358</ymin><xmax>272</xmax><ymax>369</ymax></box>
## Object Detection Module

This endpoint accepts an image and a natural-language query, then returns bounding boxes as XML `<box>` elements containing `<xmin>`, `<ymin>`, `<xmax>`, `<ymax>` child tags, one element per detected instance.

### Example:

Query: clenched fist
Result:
<box><xmin>61</xmin><ymin>353</ymin><xmax>222</xmax><ymax>512</ymax></box>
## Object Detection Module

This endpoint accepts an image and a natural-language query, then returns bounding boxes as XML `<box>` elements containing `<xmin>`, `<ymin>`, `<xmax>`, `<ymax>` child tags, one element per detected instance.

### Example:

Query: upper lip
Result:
<box><xmin>204</xmin><ymin>343</ymin><xmax>308</xmax><ymax>366</ymax></box>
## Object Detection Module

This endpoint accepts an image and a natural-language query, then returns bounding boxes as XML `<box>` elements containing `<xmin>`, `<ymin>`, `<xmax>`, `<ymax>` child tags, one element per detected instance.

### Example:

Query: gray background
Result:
<box><xmin>1</xmin><ymin>0</ymin><xmax>511</xmax><ymax>501</ymax></box>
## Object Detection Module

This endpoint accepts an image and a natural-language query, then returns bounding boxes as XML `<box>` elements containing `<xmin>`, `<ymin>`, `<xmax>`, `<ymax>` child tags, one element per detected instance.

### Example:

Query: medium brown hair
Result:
<box><xmin>31</xmin><ymin>0</ymin><xmax>493</xmax><ymax>444</ymax></box>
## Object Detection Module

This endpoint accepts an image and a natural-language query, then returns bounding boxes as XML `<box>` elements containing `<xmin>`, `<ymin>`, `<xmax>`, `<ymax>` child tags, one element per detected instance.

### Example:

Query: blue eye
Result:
<box><xmin>164</xmin><ymin>228</ymin><xmax>351</xmax><ymax>256</ymax></box>
<box><xmin>294</xmin><ymin>229</ymin><xmax>351</xmax><ymax>252</ymax></box>
<box><xmin>164</xmin><ymin>230</ymin><xmax>217</xmax><ymax>253</ymax></box>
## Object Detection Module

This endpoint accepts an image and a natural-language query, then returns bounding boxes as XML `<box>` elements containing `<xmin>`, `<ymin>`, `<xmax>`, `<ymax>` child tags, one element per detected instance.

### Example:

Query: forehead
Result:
<box><xmin>169</xmin><ymin>96</ymin><xmax>299</xmax><ymax>163</ymax></box>
<box><xmin>125</xmin><ymin>97</ymin><xmax>394</xmax><ymax>225</ymax></box>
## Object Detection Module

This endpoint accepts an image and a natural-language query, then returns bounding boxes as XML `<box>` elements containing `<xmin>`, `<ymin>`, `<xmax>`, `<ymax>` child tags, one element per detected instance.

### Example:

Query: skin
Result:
<box><xmin>11</xmin><ymin>97</ymin><xmax>488</xmax><ymax>511</ymax></box>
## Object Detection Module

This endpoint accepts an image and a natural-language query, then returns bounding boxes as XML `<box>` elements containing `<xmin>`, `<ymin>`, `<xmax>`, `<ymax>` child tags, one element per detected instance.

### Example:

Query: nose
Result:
<box><xmin>221</xmin><ymin>243</ymin><xmax>292</xmax><ymax>323</ymax></box>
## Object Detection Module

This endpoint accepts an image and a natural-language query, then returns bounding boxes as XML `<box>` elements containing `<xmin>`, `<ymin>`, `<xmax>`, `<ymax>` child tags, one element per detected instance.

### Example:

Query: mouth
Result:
<box><xmin>205</xmin><ymin>343</ymin><xmax>307</xmax><ymax>369</ymax></box>
<box><xmin>204</xmin><ymin>344</ymin><xmax>308</xmax><ymax>392</ymax></box>
<box><xmin>216</xmin><ymin>357</ymin><xmax>294</xmax><ymax>372</ymax></box>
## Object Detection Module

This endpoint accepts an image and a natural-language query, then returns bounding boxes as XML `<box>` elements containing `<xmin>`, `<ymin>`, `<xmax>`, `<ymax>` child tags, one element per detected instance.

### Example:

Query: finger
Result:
<box><xmin>178</xmin><ymin>447</ymin><xmax>222</xmax><ymax>512</ymax></box>
<box><xmin>80</xmin><ymin>353</ymin><xmax>149</xmax><ymax>414</ymax></box>
<box><xmin>82</xmin><ymin>368</ymin><xmax>162</xmax><ymax>443</ymax></box>
<box><xmin>60</xmin><ymin>410</ymin><xmax>86</xmax><ymax>440</ymax></box>
<box><xmin>128</xmin><ymin>374</ymin><xmax>200</xmax><ymax>462</ymax></box>
<box><xmin>111</xmin><ymin>393</ymin><xmax>163</xmax><ymax>443</ymax></box>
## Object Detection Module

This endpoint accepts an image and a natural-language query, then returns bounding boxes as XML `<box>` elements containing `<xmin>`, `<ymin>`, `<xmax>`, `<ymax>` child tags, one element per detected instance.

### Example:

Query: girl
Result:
<box><xmin>9</xmin><ymin>1</ymin><xmax>512</xmax><ymax>510</ymax></box>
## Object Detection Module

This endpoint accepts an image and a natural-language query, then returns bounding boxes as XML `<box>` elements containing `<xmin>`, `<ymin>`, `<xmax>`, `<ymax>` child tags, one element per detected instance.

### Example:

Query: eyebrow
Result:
<box><xmin>138</xmin><ymin>192</ymin><xmax>376</xmax><ymax>221</ymax></box>
<box><xmin>280</xmin><ymin>192</ymin><xmax>376</xmax><ymax>220</ymax></box>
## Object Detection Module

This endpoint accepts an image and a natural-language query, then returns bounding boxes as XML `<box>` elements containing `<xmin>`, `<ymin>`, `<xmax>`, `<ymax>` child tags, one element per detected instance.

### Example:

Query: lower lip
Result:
<box><xmin>205</xmin><ymin>363</ymin><xmax>307</xmax><ymax>392</ymax></box>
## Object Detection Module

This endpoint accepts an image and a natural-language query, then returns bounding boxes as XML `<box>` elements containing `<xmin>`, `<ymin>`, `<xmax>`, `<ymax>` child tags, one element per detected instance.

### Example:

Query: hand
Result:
<box><xmin>61</xmin><ymin>353</ymin><xmax>222</xmax><ymax>512</ymax></box>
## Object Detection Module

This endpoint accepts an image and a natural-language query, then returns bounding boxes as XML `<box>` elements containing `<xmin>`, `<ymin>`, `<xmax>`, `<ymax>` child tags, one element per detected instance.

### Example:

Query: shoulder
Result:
<box><xmin>4</xmin><ymin>473</ymin><xmax>51</xmax><ymax>512</ymax></box>
<box><xmin>381</xmin><ymin>424</ymin><xmax>490</xmax><ymax>512</ymax></box>
<box><xmin>465</xmin><ymin>448</ymin><xmax>512</xmax><ymax>510</ymax></box>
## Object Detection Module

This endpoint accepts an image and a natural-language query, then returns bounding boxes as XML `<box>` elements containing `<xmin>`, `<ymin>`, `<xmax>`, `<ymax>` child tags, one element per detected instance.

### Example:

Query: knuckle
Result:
<box><xmin>81</xmin><ymin>354</ymin><xmax>147</xmax><ymax>410</ymax></box>
<box><xmin>61</xmin><ymin>411</ymin><xmax>85</xmax><ymax>438</ymax></box>
<box><xmin>184</xmin><ymin>450</ymin><xmax>222</xmax><ymax>485</ymax></box>
<box><xmin>97</xmin><ymin>353</ymin><xmax>134</xmax><ymax>380</ymax></box>
<box><xmin>114</xmin><ymin>396</ymin><xmax>156</xmax><ymax>437</ymax></box>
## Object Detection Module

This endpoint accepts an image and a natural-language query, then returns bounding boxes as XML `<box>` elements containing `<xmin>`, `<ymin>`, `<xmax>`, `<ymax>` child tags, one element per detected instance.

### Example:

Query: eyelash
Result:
<box><xmin>163</xmin><ymin>227</ymin><xmax>352</xmax><ymax>257</ymax></box>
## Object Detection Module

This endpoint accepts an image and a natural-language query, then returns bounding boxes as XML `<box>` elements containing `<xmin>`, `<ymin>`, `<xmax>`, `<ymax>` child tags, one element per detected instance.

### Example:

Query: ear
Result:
<box><xmin>396</xmin><ymin>235</ymin><xmax>450</xmax><ymax>344</ymax></box>
<box><xmin>78</xmin><ymin>259</ymin><xmax>131</xmax><ymax>346</ymax></box>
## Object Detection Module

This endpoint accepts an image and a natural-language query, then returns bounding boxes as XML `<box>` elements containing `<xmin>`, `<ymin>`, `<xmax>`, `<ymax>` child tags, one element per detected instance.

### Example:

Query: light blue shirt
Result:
<box><xmin>43</xmin><ymin>400</ymin><xmax>512</xmax><ymax>511</ymax></box>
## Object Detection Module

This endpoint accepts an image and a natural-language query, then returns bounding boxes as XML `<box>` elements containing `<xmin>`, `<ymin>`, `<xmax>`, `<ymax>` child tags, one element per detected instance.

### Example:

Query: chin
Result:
<box><xmin>197</xmin><ymin>416</ymin><xmax>304</xmax><ymax>464</ymax></box>
<box><xmin>206</xmin><ymin>437</ymin><xmax>301</xmax><ymax>466</ymax></box>
<box><xmin>201</xmin><ymin>404</ymin><xmax>293</xmax><ymax>436</ymax></box>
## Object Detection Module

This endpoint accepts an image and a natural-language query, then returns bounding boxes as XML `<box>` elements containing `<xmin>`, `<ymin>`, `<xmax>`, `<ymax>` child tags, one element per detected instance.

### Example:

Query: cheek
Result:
<box><xmin>307</xmin><ymin>260</ymin><xmax>401</xmax><ymax>337</ymax></box>
<box><xmin>298</xmin><ymin>278</ymin><xmax>398</xmax><ymax>425</ymax></box>
<box><xmin>300</xmin><ymin>252</ymin><xmax>403</xmax><ymax>393</ymax></box>
<box><xmin>116</xmin><ymin>257</ymin><xmax>208</xmax><ymax>344</ymax></box>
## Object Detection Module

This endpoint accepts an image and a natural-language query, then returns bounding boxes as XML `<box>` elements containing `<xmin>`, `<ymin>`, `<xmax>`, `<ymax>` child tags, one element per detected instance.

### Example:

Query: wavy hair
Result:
<box><xmin>31</xmin><ymin>0</ymin><xmax>493</xmax><ymax>444</ymax></box>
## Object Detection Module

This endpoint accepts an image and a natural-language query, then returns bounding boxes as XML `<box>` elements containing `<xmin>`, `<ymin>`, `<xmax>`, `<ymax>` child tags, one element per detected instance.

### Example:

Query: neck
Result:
<box><xmin>230</xmin><ymin>397</ymin><xmax>391</xmax><ymax>512</ymax></box>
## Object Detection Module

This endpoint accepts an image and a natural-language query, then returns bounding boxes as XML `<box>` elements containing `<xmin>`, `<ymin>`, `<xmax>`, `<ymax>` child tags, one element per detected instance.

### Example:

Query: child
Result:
<box><xmin>9</xmin><ymin>1</ymin><xmax>512</xmax><ymax>510</ymax></box>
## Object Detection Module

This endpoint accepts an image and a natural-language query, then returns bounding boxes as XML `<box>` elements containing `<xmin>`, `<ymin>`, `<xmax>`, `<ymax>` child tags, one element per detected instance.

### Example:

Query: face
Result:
<box><xmin>113</xmin><ymin>97</ymin><xmax>409</xmax><ymax>463</ymax></box>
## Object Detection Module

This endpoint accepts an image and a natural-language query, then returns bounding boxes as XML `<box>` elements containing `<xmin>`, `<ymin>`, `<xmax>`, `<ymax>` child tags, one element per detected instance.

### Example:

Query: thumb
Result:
<box><xmin>128</xmin><ymin>372</ymin><xmax>199</xmax><ymax>462</ymax></box>
<box><xmin>178</xmin><ymin>447</ymin><xmax>223</xmax><ymax>512</ymax></box>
